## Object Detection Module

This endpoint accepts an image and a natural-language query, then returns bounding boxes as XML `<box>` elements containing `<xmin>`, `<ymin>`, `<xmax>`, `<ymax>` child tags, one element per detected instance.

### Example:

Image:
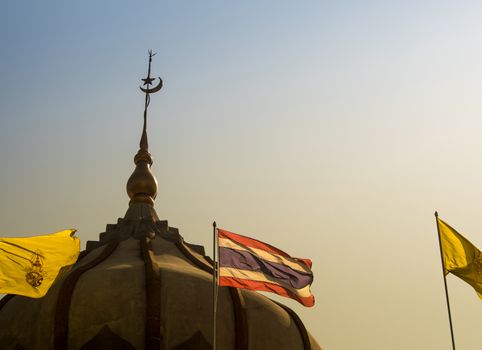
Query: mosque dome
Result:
<box><xmin>0</xmin><ymin>54</ymin><xmax>322</xmax><ymax>350</ymax></box>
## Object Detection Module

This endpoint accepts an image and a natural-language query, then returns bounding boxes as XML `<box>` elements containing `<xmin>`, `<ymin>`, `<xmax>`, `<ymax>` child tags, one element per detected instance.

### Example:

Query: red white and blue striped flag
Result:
<box><xmin>217</xmin><ymin>229</ymin><xmax>315</xmax><ymax>307</ymax></box>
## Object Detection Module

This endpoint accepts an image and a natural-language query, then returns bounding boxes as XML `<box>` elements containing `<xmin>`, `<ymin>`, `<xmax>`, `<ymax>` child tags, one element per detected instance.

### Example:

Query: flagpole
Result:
<box><xmin>434</xmin><ymin>211</ymin><xmax>456</xmax><ymax>350</ymax></box>
<box><xmin>212</xmin><ymin>221</ymin><xmax>218</xmax><ymax>350</ymax></box>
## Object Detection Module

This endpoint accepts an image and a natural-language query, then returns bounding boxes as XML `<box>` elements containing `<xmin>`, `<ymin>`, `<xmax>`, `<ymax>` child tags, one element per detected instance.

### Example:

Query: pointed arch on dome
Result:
<box><xmin>54</xmin><ymin>241</ymin><xmax>120</xmax><ymax>350</ymax></box>
<box><xmin>79</xmin><ymin>325</ymin><xmax>136</xmax><ymax>350</ymax></box>
<box><xmin>173</xmin><ymin>330</ymin><xmax>211</xmax><ymax>350</ymax></box>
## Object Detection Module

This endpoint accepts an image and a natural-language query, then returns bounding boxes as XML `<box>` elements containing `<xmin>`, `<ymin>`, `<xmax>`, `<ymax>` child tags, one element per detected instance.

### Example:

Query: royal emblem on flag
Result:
<box><xmin>25</xmin><ymin>252</ymin><xmax>45</xmax><ymax>287</ymax></box>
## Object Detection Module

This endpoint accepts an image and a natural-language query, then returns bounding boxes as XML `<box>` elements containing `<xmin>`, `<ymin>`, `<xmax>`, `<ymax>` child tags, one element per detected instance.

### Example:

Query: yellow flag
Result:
<box><xmin>0</xmin><ymin>229</ymin><xmax>80</xmax><ymax>298</ymax></box>
<box><xmin>437</xmin><ymin>218</ymin><xmax>482</xmax><ymax>299</ymax></box>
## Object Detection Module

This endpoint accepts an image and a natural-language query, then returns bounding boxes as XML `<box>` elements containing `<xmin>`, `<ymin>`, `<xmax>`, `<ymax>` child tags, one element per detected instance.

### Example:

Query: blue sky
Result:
<box><xmin>1</xmin><ymin>1</ymin><xmax>482</xmax><ymax>349</ymax></box>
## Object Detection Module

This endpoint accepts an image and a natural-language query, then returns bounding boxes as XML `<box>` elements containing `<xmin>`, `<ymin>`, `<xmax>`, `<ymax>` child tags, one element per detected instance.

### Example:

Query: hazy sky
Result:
<box><xmin>1</xmin><ymin>1</ymin><xmax>482</xmax><ymax>349</ymax></box>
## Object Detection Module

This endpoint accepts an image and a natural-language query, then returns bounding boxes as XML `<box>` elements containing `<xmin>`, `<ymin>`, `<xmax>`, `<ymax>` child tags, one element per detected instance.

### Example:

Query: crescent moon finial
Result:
<box><xmin>140</xmin><ymin>77</ymin><xmax>163</xmax><ymax>94</ymax></box>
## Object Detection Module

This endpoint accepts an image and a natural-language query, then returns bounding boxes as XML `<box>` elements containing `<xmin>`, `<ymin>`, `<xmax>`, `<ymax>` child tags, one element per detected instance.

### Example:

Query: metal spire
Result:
<box><xmin>126</xmin><ymin>51</ymin><xmax>163</xmax><ymax>207</ymax></box>
<box><xmin>139</xmin><ymin>50</ymin><xmax>163</xmax><ymax>151</ymax></box>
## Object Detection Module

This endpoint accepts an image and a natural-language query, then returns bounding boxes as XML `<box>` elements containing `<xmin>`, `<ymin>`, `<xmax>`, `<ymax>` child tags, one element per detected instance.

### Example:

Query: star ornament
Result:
<box><xmin>142</xmin><ymin>77</ymin><xmax>155</xmax><ymax>86</ymax></box>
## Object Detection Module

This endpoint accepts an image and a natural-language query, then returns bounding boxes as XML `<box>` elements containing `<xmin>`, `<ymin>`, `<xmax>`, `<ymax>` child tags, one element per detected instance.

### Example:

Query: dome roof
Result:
<box><xmin>0</xmin><ymin>203</ymin><xmax>321</xmax><ymax>350</ymax></box>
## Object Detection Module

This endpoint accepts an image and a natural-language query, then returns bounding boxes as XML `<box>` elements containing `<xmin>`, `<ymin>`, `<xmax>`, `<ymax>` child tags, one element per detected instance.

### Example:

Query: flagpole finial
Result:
<box><xmin>435</xmin><ymin>211</ymin><xmax>439</xmax><ymax>217</ymax></box>
<box><xmin>126</xmin><ymin>51</ymin><xmax>163</xmax><ymax>207</ymax></box>
<box><xmin>213</xmin><ymin>221</ymin><xmax>217</xmax><ymax>229</ymax></box>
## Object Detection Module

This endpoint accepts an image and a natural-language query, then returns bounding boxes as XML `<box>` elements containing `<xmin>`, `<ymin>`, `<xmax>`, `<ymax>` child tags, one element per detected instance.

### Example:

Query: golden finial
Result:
<box><xmin>126</xmin><ymin>51</ymin><xmax>163</xmax><ymax>207</ymax></box>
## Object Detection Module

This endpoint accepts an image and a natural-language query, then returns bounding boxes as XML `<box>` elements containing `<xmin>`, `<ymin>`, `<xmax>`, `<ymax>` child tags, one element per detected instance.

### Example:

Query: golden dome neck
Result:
<box><xmin>126</xmin><ymin>148</ymin><xmax>158</xmax><ymax>206</ymax></box>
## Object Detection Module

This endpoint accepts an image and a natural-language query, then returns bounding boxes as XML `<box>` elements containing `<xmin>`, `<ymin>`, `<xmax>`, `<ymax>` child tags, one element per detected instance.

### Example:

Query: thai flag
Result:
<box><xmin>217</xmin><ymin>229</ymin><xmax>315</xmax><ymax>307</ymax></box>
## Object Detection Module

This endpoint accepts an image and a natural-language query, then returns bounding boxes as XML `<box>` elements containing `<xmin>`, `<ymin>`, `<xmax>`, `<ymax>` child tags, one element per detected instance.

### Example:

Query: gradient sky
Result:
<box><xmin>1</xmin><ymin>1</ymin><xmax>482</xmax><ymax>349</ymax></box>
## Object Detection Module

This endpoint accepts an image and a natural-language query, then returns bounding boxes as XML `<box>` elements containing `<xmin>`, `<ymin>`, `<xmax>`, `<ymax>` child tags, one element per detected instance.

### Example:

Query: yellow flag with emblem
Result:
<box><xmin>0</xmin><ymin>229</ymin><xmax>80</xmax><ymax>298</ymax></box>
<box><xmin>437</xmin><ymin>218</ymin><xmax>482</xmax><ymax>299</ymax></box>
